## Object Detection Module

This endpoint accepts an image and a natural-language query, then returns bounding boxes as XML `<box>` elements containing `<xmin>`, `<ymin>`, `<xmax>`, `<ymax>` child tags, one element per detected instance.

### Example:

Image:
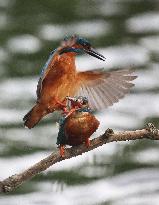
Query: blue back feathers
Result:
<box><xmin>40</xmin><ymin>49</ymin><xmax>56</xmax><ymax>77</ymax></box>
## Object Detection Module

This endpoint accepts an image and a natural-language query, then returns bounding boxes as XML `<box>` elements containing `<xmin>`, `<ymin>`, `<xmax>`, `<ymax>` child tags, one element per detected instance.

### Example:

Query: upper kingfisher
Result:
<box><xmin>23</xmin><ymin>35</ymin><xmax>137</xmax><ymax>128</ymax></box>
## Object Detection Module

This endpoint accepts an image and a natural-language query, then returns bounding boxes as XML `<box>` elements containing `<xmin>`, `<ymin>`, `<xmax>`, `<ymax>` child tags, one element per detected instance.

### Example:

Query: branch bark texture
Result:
<box><xmin>0</xmin><ymin>123</ymin><xmax>159</xmax><ymax>193</ymax></box>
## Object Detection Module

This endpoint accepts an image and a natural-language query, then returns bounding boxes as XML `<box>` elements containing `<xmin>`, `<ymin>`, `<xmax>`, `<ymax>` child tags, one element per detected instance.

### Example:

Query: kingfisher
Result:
<box><xmin>57</xmin><ymin>96</ymin><xmax>100</xmax><ymax>157</ymax></box>
<box><xmin>23</xmin><ymin>35</ymin><xmax>137</xmax><ymax>128</ymax></box>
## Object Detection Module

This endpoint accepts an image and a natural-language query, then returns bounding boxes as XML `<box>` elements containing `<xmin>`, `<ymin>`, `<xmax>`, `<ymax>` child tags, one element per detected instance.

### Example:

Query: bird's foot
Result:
<box><xmin>62</xmin><ymin>107</ymin><xmax>69</xmax><ymax>115</ymax></box>
<box><xmin>54</xmin><ymin>97</ymin><xmax>67</xmax><ymax>111</ymax></box>
<box><xmin>85</xmin><ymin>138</ymin><xmax>90</xmax><ymax>148</ymax></box>
<box><xmin>55</xmin><ymin>97</ymin><xmax>66</xmax><ymax>106</ymax></box>
<box><xmin>59</xmin><ymin>145</ymin><xmax>65</xmax><ymax>158</ymax></box>
<box><xmin>65</xmin><ymin>108</ymin><xmax>76</xmax><ymax>118</ymax></box>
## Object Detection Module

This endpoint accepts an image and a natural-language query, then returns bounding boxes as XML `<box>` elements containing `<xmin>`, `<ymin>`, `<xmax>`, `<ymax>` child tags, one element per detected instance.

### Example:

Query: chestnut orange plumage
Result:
<box><xmin>56</xmin><ymin>96</ymin><xmax>99</xmax><ymax>157</ymax></box>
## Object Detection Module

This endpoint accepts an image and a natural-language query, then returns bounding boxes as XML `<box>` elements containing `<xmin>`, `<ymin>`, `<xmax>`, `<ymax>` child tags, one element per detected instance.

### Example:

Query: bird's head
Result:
<box><xmin>58</xmin><ymin>35</ymin><xmax>106</xmax><ymax>61</ymax></box>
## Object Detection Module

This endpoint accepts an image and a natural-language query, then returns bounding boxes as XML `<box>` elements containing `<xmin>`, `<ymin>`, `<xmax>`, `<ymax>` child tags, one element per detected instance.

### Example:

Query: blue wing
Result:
<box><xmin>36</xmin><ymin>49</ymin><xmax>56</xmax><ymax>99</ymax></box>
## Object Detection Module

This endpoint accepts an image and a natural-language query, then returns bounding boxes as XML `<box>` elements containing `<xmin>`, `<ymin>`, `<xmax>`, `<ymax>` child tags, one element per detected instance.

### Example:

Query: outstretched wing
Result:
<box><xmin>76</xmin><ymin>69</ymin><xmax>137</xmax><ymax>110</ymax></box>
<box><xmin>36</xmin><ymin>49</ymin><xmax>56</xmax><ymax>100</ymax></box>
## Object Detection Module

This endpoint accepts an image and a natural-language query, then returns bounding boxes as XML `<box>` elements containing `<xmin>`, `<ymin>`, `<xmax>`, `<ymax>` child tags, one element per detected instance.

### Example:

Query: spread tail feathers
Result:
<box><xmin>23</xmin><ymin>104</ymin><xmax>47</xmax><ymax>129</ymax></box>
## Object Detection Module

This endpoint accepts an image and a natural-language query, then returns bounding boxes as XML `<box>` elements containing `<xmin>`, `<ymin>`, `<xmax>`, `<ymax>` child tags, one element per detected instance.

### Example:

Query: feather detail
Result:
<box><xmin>76</xmin><ymin>69</ymin><xmax>137</xmax><ymax>110</ymax></box>
<box><xmin>36</xmin><ymin>50</ymin><xmax>58</xmax><ymax>99</ymax></box>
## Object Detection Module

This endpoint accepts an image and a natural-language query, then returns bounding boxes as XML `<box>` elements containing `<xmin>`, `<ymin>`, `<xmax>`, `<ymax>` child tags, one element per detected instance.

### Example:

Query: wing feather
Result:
<box><xmin>94</xmin><ymin>86</ymin><xmax>114</xmax><ymax>108</ymax></box>
<box><xmin>76</xmin><ymin>69</ymin><xmax>137</xmax><ymax>110</ymax></box>
<box><xmin>36</xmin><ymin>50</ymin><xmax>57</xmax><ymax>99</ymax></box>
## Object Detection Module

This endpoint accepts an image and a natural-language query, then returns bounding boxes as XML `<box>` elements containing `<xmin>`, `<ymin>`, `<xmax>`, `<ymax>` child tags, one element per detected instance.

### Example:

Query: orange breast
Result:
<box><xmin>64</xmin><ymin>112</ymin><xmax>99</xmax><ymax>146</ymax></box>
<box><xmin>40</xmin><ymin>54</ymin><xmax>78</xmax><ymax>108</ymax></box>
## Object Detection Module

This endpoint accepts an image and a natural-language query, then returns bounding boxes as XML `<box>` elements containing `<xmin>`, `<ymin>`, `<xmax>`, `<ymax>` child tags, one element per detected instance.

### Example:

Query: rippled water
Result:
<box><xmin>0</xmin><ymin>0</ymin><xmax>159</xmax><ymax>204</ymax></box>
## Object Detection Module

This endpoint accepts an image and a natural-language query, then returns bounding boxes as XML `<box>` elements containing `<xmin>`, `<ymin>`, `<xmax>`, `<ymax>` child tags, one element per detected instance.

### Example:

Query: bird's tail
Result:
<box><xmin>23</xmin><ymin>103</ymin><xmax>47</xmax><ymax>129</ymax></box>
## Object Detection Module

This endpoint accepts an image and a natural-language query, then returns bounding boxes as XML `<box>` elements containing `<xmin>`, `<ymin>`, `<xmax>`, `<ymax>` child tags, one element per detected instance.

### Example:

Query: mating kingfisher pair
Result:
<box><xmin>23</xmin><ymin>35</ymin><xmax>137</xmax><ymax>156</ymax></box>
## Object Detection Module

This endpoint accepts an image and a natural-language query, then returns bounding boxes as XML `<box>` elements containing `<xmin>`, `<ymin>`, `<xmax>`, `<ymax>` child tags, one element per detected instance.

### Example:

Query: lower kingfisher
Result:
<box><xmin>23</xmin><ymin>35</ymin><xmax>137</xmax><ymax>128</ymax></box>
<box><xmin>57</xmin><ymin>96</ymin><xmax>100</xmax><ymax>157</ymax></box>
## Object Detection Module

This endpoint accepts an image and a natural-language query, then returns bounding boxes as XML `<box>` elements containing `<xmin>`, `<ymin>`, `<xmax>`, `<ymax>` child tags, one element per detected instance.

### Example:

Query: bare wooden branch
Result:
<box><xmin>0</xmin><ymin>123</ymin><xmax>159</xmax><ymax>193</ymax></box>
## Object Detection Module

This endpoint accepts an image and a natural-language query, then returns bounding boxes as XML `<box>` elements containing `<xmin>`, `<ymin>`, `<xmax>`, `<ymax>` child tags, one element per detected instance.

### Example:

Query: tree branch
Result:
<box><xmin>0</xmin><ymin>123</ymin><xmax>159</xmax><ymax>193</ymax></box>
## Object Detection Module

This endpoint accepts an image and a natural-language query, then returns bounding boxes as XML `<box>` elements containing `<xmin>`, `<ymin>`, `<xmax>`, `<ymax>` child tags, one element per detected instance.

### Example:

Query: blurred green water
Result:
<box><xmin>0</xmin><ymin>0</ymin><xmax>159</xmax><ymax>204</ymax></box>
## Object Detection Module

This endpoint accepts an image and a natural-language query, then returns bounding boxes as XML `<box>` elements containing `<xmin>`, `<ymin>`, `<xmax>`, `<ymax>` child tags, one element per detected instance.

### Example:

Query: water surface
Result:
<box><xmin>0</xmin><ymin>0</ymin><xmax>159</xmax><ymax>204</ymax></box>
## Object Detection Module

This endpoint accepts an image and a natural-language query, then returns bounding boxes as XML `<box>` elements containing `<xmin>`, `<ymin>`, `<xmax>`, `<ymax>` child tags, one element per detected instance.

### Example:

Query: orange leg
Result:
<box><xmin>65</xmin><ymin>108</ymin><xmax>76</xmax><ymax>118</ymax></box>
<box><xmin>85</xmin><ymin>138</ymin><xmax>90</xmax><ymax>148</ymax></box>
<box><xmin>62</xmin><ymin>107</ymin><xmax>68</xmax><ymax>114</ymax></box>
<box><xmin>54</xmin><ymin>97</ymin><xmax>67</xmax><ymax>112</ymax></box>
<box><xmin>55</xmin><ymin>97</ymin><xmax>66</xmax><ymax>107</ymax></box>
<box><xmin>59</xmin><ymin>145</ymin><xmax>65</xmax><ymax>157</ymax></box>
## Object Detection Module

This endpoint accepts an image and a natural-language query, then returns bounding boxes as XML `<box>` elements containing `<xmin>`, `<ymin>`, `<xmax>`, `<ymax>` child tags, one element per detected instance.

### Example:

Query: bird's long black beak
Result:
<box><xmin>85</xmin><ymin>48</ymin><xmax>106</xmax><ymax>61</ymax></box>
